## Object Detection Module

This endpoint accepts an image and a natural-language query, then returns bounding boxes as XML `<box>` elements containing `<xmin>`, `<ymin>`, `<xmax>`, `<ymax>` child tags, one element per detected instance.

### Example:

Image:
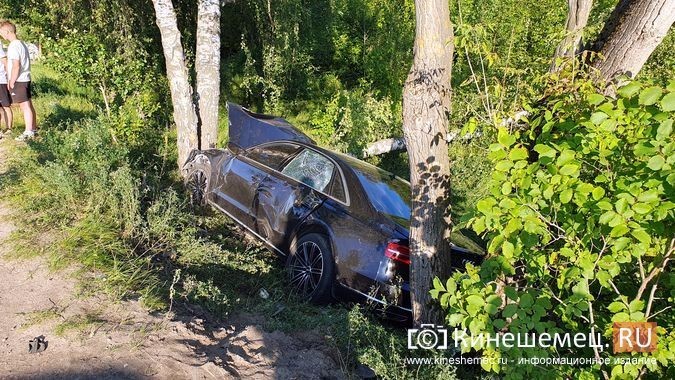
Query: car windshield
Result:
<box><xmin>340</xmin><ymin>155</ymin><xmax>411</xmax><ymax>223</ymax></box>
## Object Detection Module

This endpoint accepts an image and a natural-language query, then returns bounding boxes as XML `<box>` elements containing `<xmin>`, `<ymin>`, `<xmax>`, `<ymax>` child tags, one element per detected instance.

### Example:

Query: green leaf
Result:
<box><xmin>632</xmin><ymin>203</ymin><xmax>652</xmax><ymax>214</ymax></box>
<box><xmin>498</xmin><ymin>128</ymin><xmax>516</xmax><ymax>147</ymax></box>
<box><xmin>629</xmin><ymin>300</ymin><xmax>644</xmax><ymax>313</ymax></box>
<box><xmin>560</xmin><ymin>188</ymin><xmax>573</xmax><ymax>204</ymax></box>
<box><xmin>590</xmin><ymin>112</ymin><xmax>608</xmax><ymax>125</ymax></box>
<box><xmin>631</xmin><ymin>229</ymin><xmax>651</xmax><ymax>244</ymax></box>
<box><xmin>477</xmin><ymin>199</ymin><xmax>496</xmax><ymax>214</ymax></box>
<box><xmin>495</xmin><ymin>160</ymin><xmax>513</xmax><ymax>172</ymax></box>
<box><xmin>638</xmin><ymin>189</ymin><xmax>660</xmax><ymax>203</ymax></box>
<box><xmin>597</xmin><ymin>271</ymin><xmax>611</xmax><ymax>287</ymax></box>
<box><xmin>534</xmin><ymin>144</ymin><xmax>556</xmax><ymax>158</ymax></box>
<box><xmin>599</xmin><ymin>211</ymin><xmax>616</xmax><ymax>225</ymax></box>
<box><xmin>587</xmin><ymin>93</ymin><xmax>605</xmax><ymax>106</ymax></box>
<box><xmin>502</xmin><ymin>304</ymin><xmax>518</xmax><ymax>318</ymax></box>
<box><xmin>502</xmin><ymin>241</ymin><xmax>515</xmax><ymax>258</ymax></box>
<box><xmin>485</xmin><ymin>302</ymin><xmax>499</xmax><ymax>315</ymax></box>
<box><xmin>445</xmin><ymin>278</ymin><xmax>457</xmax><ymax>294</ymax></box>
<box><xmin>557</xmin><ymin>150</ymin><xmax>576</xmax><ymax>166</ymax></box>
<box><xmin>493</xmin><ymin>319</ymin><xmax>506</xmax><ymax>329</ymax></box>
<box><xmin>572</xmin><ymin>279</ymin><xmax>591</xmax><ymax>298</ymax></box>
<box><xmin>615</xmin><ymin>198</ymin><xmax>629</xmax><ymax>214</ymax></box>
<box><xmin>608</xmin><ymin>302</ymin><xmax>626</xmax><ymax>313</ymax></box>
<box><xmin>613</xmin><ymin>237</ymin><xmax>631</xmax><ymax>251</ymax></box>
<box><xmin>592</xmin><ymin>187</ymin><xmax>605</xmax><ymax>201</ymax></box>
<box><xmin>520</xmin><ymin>293</ymin><xmax>533</xmax><ymax>308</ymax></box>
<box><xmin>448</xmin><ymin>313</ymin><xmax>464</xmax><ymax>326</ymax></box>
<box><xmin>647</xmin><ymin>155</ymin><xmax>665</xmax><ymax>170</ymax></box>
<box><xmin>639</xmin><ymin>86</ymin><xmax>662</xmax><ymax>105</ymax></box>
<box><xmin>657</xmin><ymin>119</ymin><xmax>673</xmax><ymax>139</ymax></box>
<box><xmin>610</xmin><ymin>224</ymin><xmax>629</xmax><ymax>237</ymax></box>
<box><xmin>509</xmin><ymin>147</ymin><xmax>528</xmax><ymax>161</ymax></box>
<box><xmin>505</xmin><ymin>287</ymin><xmax>518</xmax><ymax>301</ymax></box>
<box><xmin>661</xmin><ymin>92</ymin><xmax>675</xmax><ymax>111</ymax></box>
<box><xmin>597</xmin><ymin>201</ymin><xmax>613</xmax><ymax>210</ymax></box>
<box><xmin>467</xmin><ymin>294</ymin><xmax>485</xmax><ymax>307</ymax></box>
<box><xmin>433</xmin><ymin>277</ymin><xmax>445</xmax><ymax>291</ymax></box>
<box><xmin>617</xmin><ymin>82</ymin><xmax>641</xmax><ymax>98</ymax></box>
<box><xmin>559</xmin><ymin>164</ymin><xmax>579</xmax><ymax>176</ymax></box>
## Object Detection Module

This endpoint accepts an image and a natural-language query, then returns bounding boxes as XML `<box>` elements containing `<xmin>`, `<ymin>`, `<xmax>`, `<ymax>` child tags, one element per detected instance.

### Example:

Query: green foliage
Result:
<box><xmin>345</xmin><ymin>307</ymin><xmax>460</xmax><ymax>380</ymax></box>
<box><xmin>434</xmin><ymin>76</ymin><xmax>675</xmax><ymax>378</ymax></box>
<box><xmin>44</xmin><ymin>32</ymin><xmax>146</xmax><ymax>103</ymax></box>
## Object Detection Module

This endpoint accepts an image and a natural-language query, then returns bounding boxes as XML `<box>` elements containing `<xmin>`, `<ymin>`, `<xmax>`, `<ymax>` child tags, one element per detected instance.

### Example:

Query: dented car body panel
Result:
<box><xmin>183</xmin><ymin>103</ymin><xmax>485</xmax><ymax>322</ymax></box>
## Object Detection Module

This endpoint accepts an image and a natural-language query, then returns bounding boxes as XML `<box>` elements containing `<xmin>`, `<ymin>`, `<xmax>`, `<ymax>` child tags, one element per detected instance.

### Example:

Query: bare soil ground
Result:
<box><xmin>0</xmin><ymin>139</ymin><xmax>345</xmax><ymax>379</ymax></box>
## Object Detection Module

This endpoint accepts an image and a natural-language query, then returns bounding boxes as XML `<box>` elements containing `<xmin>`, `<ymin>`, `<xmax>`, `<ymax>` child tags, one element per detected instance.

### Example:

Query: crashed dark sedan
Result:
<box><xmin>183</xmin><ymin>103</ymin><xmax>484</xmax><ymax>322</ymax></box>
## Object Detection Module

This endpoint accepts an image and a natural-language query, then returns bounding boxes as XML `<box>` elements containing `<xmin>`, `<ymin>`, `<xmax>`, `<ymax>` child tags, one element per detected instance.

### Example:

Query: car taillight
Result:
<box><xmin>385</xmin><ymin>241</ymin><xmax>410</xmax><ymax>265</ymax></box>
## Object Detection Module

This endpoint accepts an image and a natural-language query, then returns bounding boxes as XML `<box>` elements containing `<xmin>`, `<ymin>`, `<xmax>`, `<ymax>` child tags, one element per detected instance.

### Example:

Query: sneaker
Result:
<box><xmin>15</xmin><ymin>131</ymin><xmax>36</xmax><ymax>142</ymax></box>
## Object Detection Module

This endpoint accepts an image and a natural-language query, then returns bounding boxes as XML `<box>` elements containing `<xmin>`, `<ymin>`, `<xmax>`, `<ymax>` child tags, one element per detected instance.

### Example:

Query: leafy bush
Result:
<box><xmin>433</xmin><ymin>77</ymin><xmax>675</xmax><ymax>378</ymax></box>
<box><xmin>344</xmin><ymin>307</ymin><xmax>460</xmax><ymax>380</ymax></box>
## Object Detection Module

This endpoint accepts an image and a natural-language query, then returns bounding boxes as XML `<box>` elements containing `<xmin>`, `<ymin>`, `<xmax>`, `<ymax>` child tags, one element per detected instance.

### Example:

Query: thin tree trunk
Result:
<box><xmin>550</xmin><ymin>0</ymin><xmax>593</xmax><ymax>71</ymax></box>
<box><xmin>592</xmin><ymin>0</ymin><xmax>675</xmax><ymax>80</ymax></box>
<box><xmin>196</xmin><ymin>0</ymin><xmax>221</xmax><ymax>149</ymax></box>
<box><xmin>402</xmin><ymin>0</ymin><xmax>455</xmax><ymax>327</ymax></box>
<box><xmin>152</xmin><ymin>0</ymin><xmax>199</xmax><ymax>170</ymax></box>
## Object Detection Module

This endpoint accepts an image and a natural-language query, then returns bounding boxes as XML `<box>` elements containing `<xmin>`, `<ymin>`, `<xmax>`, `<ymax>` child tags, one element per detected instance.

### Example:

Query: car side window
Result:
<box><xmin>329</xmin><ymin>172</ymin><xmax>347</xmax><ymax>203</ymax></box>
<box><xmin>281</xmin><ymin>149</ymin><xmax>335</xmax><ymax>192</ymax></box>
<box><xmin>246</xmin><ymin>143</ymin><xmax>302</xmax><ymax>170</ymax></box>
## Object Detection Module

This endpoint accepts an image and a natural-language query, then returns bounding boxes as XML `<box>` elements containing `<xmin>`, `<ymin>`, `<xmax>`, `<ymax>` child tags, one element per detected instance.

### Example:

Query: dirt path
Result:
<box><xmin>0</xmin><ymin>139</ymin><xmax>345</xmax><ymax>379</ymax></box>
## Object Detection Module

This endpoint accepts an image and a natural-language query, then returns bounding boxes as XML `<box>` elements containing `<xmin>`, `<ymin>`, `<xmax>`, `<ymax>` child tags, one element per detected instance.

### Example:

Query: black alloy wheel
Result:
<box><xmin>287</xmin><ymin>233</ymin><xmax>334</xmax><ymax>304</ymax></box>
<box><xmin>186</xmin><ymin>168</ymin><xmax>208</xmax><ymax>206</ymax></box>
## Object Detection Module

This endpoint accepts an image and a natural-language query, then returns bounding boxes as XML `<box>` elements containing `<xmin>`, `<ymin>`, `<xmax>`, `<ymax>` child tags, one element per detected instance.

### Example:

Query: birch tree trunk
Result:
<box><xmin>592</xmin><ymin>0</ymin><xmax>675</xmax><ymax>80</ymax></box>
<box><xmin>402</xmin><ymin>0</ymin><xmax>454</xmax><ymax>326</ymax></box>
<box><xmin>196</xmin><ymin>0</ymin><xmax>221</xmax><ymax>149</ymax></box>
<box><xmin>550</xmin><ymin>0</ymin><xmax>593</xmax><ymax>71</ymax></box>
<box><xmin>152</xmin><ymin>0</ymin><xmax>199</xmax><ymax>170</ymax></box>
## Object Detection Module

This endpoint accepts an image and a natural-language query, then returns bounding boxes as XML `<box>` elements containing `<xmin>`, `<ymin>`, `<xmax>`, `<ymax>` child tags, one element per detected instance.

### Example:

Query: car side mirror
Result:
<box><xmin>227</xmin><ymin>142</ymin><xmax>243</xmax><ymax>155</ymax></box>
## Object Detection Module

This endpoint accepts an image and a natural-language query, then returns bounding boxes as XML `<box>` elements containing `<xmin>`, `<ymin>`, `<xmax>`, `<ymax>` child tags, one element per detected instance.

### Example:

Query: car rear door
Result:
<box><xmin>253</xmin><ymin>148</ymin><xmax>341</xmax><ymax>249</ymax></box>
<box><xmin>212</xmin><ymin>143</ymin><xmax>302</xmax><ymax>228</ymax></box>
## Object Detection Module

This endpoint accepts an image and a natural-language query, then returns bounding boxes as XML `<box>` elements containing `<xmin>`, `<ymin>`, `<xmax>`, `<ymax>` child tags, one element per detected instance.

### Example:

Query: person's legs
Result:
<box><xmin>19</xmin><ymin>101</ymin><xmax>36</xmax><ymax>133</ymax></box>
<box><xmin>10</xmin><ymin>82</ymin><xmax>37</xmax><ymax>140</ymax></box>
<box><xmin>2</xmin><ymin>106</ymin><xmax>13</xmax><ymax>131</ymax></box>
<box><xmin>0</xmin><ymin>85</ymin><xmax>11</xmax><ymax>132</ymax></box>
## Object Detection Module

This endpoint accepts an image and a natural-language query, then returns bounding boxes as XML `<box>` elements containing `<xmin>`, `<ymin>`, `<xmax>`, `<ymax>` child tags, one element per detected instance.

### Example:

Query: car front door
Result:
<box><xmin>253</xmin><ymin>148</ymin><xmax>340</xmax><ymax>250</ymax></box>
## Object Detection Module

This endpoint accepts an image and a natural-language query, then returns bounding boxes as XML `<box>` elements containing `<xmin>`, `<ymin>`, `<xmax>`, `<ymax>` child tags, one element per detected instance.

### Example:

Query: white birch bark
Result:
<box><xmin>196</xmin><ymin>0</ymin><xmax>222</xmax><ymax>149</ymax></box>
<box><xmin>152</xmin><ymin>0</ymin><xmax>199</xmax><ymax>170</ymax></box>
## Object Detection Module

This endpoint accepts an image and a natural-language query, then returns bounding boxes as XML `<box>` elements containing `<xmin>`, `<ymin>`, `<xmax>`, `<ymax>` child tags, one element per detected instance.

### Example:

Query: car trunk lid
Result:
<box><xmin>227</xmin><ymin>102</ymin><xmax>315</xmax><ymax>150</ymax></box>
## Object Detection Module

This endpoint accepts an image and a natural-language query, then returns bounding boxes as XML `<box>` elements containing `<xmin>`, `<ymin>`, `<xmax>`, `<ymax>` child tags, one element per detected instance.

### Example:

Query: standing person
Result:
<box><xmin>0</xmin><ymin>40</ymin><xmax>12</xmax><ymax>136</ymax></box>
<box><xmin>0</xmin><ymin>20</ymin><xmax>36</xmax><ymax>141</ymax></box>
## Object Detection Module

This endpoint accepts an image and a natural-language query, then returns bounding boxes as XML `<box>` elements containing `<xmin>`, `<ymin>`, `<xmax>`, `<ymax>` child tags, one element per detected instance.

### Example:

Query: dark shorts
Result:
<box><xmin>10</xmin><ymin>81</ymin><xmax>32</xmax><ymax>103</ymax></box>
<box><xmin>0</xmin><ymin>84</ymin><xmax>10</xmax><ymax>107</ymax></box>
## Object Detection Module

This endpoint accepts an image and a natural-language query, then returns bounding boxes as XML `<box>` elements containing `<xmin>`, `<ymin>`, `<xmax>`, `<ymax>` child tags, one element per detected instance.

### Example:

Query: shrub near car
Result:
<box><xmin>183</xmin><ymin>103</ymin><xmax>484</xmax><ymax>322</ymax></box>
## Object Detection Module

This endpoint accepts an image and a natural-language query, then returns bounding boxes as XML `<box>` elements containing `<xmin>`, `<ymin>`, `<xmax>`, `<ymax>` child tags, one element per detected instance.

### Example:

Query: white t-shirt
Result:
<box><xmin>7</xmin><ymin>40</ymin><xmax>31</xmax><ymax>83</ymax></box>
<box><xmin>0</xmin><ymin>43</ymin><xmax>7</xmax><ymax>84</ymax></box>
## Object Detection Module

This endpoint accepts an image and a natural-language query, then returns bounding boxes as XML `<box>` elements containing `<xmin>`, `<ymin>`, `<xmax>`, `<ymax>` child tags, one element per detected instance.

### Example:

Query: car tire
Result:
<box><xmin>286</xmin><ymin>233</ymin><xmax>335</xmax><ymax>304</ymax></box>
<box><xmin>184</xmin><ymin>156</ymin><xmax>211</xmax><ymax>207</ymax></box>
